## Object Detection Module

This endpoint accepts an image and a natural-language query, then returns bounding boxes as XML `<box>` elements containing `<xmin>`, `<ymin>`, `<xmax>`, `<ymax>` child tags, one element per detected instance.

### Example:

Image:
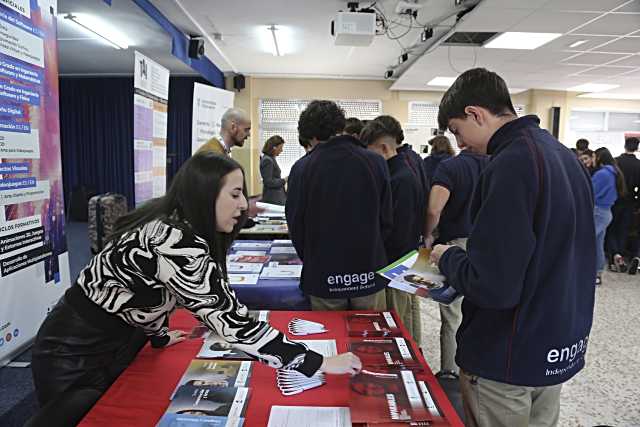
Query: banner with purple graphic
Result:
<box><xmin>0</xmin><ymin>0</ymin><xmax>71</xmax><ymax>366</ymax></box>
<box><xmin>133</xmin><ymin>51</ymin><xmax>169</xmax><ymax>206</ymax></box>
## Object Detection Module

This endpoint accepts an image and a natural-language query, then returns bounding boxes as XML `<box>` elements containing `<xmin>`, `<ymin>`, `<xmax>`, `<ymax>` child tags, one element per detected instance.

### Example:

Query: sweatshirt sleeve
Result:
<box><xmin>591</xmin><ymin>169</ymin><xmax>609</xmax><ymax>202</ymax></box>
<box><xmin>285</xmin><ymin>161</ymin><xmax>305</xmax><ymax>260</ymax></box>
<box><xmin>438</xmin><ymin>152</ymin><xmax>537</xmax><ymax>309</ymax></box>
<box><xmin>149</xmin><ymin>222</ymin><xmax>322</xmax><ymax>376</ymax></box>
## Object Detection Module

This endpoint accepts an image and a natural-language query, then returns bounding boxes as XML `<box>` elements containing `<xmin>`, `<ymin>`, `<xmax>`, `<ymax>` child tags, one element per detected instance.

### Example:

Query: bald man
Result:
<box><xmin>197</xmin><ymin>108</ymin><xmax>251</xmax><ymax>155</ymax></box>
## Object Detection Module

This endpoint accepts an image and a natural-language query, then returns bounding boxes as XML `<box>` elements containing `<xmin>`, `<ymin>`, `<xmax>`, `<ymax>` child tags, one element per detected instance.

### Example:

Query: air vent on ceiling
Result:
<box><xmin>442</xmin><ymin>32</ymin><xmax>498</xmax><ymax>46</ymax></box>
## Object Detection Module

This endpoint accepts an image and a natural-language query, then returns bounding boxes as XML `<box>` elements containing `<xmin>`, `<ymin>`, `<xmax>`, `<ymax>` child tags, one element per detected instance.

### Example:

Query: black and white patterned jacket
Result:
<box><xmin>73</xmin><ymin>218</ymin><xmax>322</xmax><ymax>376</ymax></box>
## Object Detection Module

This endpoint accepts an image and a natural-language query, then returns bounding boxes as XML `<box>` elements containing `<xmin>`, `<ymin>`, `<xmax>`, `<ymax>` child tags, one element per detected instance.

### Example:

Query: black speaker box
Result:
<box><xmin>188</xmin><ymin>38</ymin><xmax>205</xmax><ymax>59</ymax></box>
<box><xmin>234</xmin><ymin>74</ymin><xmax>245</xmax><ymax>91</ymax></box>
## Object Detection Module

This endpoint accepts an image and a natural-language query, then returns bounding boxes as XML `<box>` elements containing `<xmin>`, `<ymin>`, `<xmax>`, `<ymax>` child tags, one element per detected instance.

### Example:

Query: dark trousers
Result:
<box><xmin>606</xmin><ymin>202</ymin><xmax>635</xmax><ymax>257</ymax></box>
<box><xmin>27</xmin><ymin>298</ymin><xmax>148</xmax><ymax>426</ymax></box>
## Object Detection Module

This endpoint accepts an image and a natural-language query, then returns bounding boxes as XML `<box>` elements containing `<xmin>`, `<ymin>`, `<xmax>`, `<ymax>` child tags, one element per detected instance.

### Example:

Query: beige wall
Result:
<box><xmin>227</xmin><ymin>76</ymin><xmax>640</xmax><ymax>194</ymax></box>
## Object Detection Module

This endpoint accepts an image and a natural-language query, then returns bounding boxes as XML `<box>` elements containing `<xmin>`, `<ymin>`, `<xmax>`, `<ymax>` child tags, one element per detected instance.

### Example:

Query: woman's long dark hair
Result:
<box><xmin>595</xmin><ymin>147</ymin><xmax>627</xmax><ymax>198</ymax></box>
<box><xmin>111</xmin><ymin>152</ymin><xmax>248</xmax><ymax>278</ymax></box>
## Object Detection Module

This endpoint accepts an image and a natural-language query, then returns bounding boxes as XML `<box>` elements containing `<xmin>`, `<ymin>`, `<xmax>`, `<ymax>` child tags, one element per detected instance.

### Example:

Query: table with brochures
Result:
<box><xmin>227</xmin><ymin>240</ymin><xmax>309</xmax><ymax>310</ymax></box>
<box><xmin>79</xmin><ymin>309</ymin><xmax>464</xmax><ymax>427</ymax></box>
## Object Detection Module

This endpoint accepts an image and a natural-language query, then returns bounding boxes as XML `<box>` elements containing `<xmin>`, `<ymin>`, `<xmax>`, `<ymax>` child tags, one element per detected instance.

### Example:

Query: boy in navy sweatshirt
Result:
<box><xmin>286</xmin><ymin>101</ymin><xmax>391</xmax><ymax>311</ymax></box>
<box><xmin>360</xmin><ymin>120</ymin><xmax>422</xmax><ymax>338</ymax></box>
<box><xmin>431</xmin><ymin>68</ymin><xmax>595</xmax><ymax>427</ymax></box>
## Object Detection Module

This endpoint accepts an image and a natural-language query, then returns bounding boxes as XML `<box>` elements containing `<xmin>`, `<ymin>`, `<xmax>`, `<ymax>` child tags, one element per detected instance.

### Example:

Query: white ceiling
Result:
<box><xmin>56</xmin><ymin>0</ymin><xmax>640</xmax><ymax>97</ymax></box>
<box><xmin>58</xmin><ymin>0</ymin><xmax>196</xmax><ymax>75</ymax></box>
<box><xmin>392</xmin><ymin>0</ymin><xmax>640</xmax><ymax>95</ymax></box>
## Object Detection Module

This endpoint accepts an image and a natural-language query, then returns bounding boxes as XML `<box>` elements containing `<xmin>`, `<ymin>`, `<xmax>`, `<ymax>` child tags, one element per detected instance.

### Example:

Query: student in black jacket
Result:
<box><xmin>608</xmin><ymin>137</ymin><xmax>640</xmax><ymax>273</ymax></box>
<box><xmin>286</xmin><ymin>101</ymin><xmax>391</xmax><ymax>311</ymax></box>
<box><xmin>431</xmin><ymin>68</ymin><xmax>595</xmax><ymax>427</ymax></box>
<box><xmin>360</xmin><ymin>120</ymin><xmax>422</xmax><ymax>338</ymax></box>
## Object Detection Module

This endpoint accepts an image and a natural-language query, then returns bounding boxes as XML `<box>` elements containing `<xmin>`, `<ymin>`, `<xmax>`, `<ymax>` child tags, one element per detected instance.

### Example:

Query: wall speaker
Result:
<box><xmin>188</xmin><ymin>38</ymin><xmax>205</xmax><ymax>59</ymax></box>
<box><xmin>233</xmin><ymin>74</ymin><xmax>245</xmax><ymax>91</ymax></box>
<box><xmin>550</xmin><ymin>106</ymin><xmax>561</xmax><ymax>139</ymax></box>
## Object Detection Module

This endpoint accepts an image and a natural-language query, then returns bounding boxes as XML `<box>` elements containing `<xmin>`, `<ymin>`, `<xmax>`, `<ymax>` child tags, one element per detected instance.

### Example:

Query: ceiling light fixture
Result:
<box><xmin>484</xmin><ymin>32</ymin><xmax>562</xmax><ymax>50</ymax></box>
<box><xmin>568</xmin><ymin>83</ymin><xmax>620</xmax><ymax>93</ymax></box>
<box><xmin>577</xmin><ymin>93</ymin><xmax>640</xmax><ymax>100</ymax></box>
<box><xmin>268</xmin><ymin>25</ymin><xmax>282</xmax><ymax>56</ymax></box>
<box><xmin>427</xmin><ymin>76</ymin><xmax>457</xmax><ymax>87</ymax></box>
<box><xmin>569</xmin><ymin>40</ymin><xmax>588</xmax><ymax>48</ymax></box>
<box><xmin>63</xmin><ymin>13</ymin><xmax>129</xmax><ymax>49</ymax></box>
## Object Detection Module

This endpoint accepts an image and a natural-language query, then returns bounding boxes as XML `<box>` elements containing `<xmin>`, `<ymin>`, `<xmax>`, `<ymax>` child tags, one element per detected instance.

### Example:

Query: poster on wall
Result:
<box><xmin>403</xmin><ymin>124</ymin><xmax>432</xmax><ymax>158</ymax></box>
<box><xmin>0</xmin><ymin>0</ymin><xmax>71</xmax><ymax>366</ymax></box>
<box><xmin>133</xmin><ymin>51</ymin><xmax>169</xmax><ymax>206</ymax></box>
<box><xmin>191</xmin><ymin>82</ymin><xmax>234</xmax><ymax>154</ymax></box>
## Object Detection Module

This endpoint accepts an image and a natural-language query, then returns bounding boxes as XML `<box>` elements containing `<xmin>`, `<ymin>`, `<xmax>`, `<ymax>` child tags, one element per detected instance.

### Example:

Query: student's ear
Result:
<box><xmin>464</xmin><ymin>106</ymin><xmax>485</xmax><ymax>127</ymax></box>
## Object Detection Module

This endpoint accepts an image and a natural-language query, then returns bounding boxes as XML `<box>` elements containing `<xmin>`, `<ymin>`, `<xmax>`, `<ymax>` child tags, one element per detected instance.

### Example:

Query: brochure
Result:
<box><xmin>259</xmin><ymin>265</ymin><xmax>302</xmax><ymax>279</ymax></box>
<box><xmin>227</xmin><ymin>255</ymin><xmax>271</xmax><ymax>264</ymax></box>
<box><xmin>377</xmin><ymin>249</ymin><xmax>459</xmax><ymax>305</ymax></box>
<box><xmin>157</xmin><ymin>385</ymin><xmax>249</xmax><ymax>427</ymax></box>
<box><xmin>349</xmin><ymin>370</ymin><xmax>435</xmax><ymax>425</ymax></box>
<box><xmin>232</xmin><ymin>242</ymin><xmax>272</xmax><ymax>250</ymax></box>
<box><xmin>348</xmin><ymin>338</ymin><xmax>423</xmax><ymax>371</ymax></box>
<box><xmin>170</xmin><ymin>360</ymin><xmax>253</xmax><ymax>399</ymax></box>
<box><xmin>227</xmin><ymin>263</ymin><xmax>264</xmax><ymax>274</ymax></box>
<box><xmin>269</xmin><ymin>246</ymin><xmax>297</xmax><ymax>255</ymax></box>
<box><xmin>267</xmin><ymin>406</ymin><xmax>351</xmax><ymax>427</ymax></box>
<box><xmin>227</xmin><ymin>274</ymin><xmax>259</xmax><ymax>285</ymax></box>
<box><xmin>346</xmin><ymin>312</ymin><xmax>402</xmax><ymax>337</ymax></box>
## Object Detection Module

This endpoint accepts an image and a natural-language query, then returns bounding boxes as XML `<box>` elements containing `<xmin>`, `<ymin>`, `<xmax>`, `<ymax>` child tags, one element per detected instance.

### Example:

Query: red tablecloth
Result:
<box><xmin>80</xmin><ymin>310</ymin><xmax>463</xmax><ymax>427</ymax></box>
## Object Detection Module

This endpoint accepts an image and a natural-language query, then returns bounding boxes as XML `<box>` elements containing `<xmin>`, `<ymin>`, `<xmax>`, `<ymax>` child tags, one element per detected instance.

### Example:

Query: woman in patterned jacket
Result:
<box><xmin>29</xmin><ymin>153</ymin><xmax>361</xmax><ymax>426</ymax></box>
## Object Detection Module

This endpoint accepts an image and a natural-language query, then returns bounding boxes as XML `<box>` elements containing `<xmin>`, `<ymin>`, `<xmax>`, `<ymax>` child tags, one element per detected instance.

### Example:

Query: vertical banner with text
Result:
<box><xmin>133</xmin><ymin>51</ymin><xmax>169</xmax><ymax>206</ymax></box>
<box><xmin>191</xmin><ymin>82</ymin><xmax>234</xmax><ymax>154</ymax></box>
<box><xmin>0</xmin><ymin>0</ymin><xmax>71</xmax><ymax>366</ymax></box>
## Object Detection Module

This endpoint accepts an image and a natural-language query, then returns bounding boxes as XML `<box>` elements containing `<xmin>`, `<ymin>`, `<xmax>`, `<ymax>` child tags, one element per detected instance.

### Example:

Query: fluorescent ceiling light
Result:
<box><xmin>63</xmin><ymin>13</ymin><xmax>129</xmax><ymax>49</ymax></box>
<box><xmin>569</xmin><ymin>39</ymin><xmax>588</xmax><ymax>48</ymax></box>
<box><xmin>577</xmin><ymin>92</ymin><xmax>640</xmax><ymax>100</ymax></box>
<box><xmin>484</xmin><ymin>32</ymin><xmax>562</xmax><ymax>50</ymax></box>
<box><xmin>268</xmin><ymin>25</ymin><xmax>282</xmax><ymax>56</ymax></box>
<box><xmin>427</xmin><ymin>76</ymin><xmax>457</xmax><ymax>86</ymax></box>
<box><xmin>568</xmin><ymin>83</ymin><xmax>620</xmax><ymax>92</ymax></box>
<box><xmin>508</xmin><ymin>87</ymin><xmax>527</xmax><ymax>94</ymax></box>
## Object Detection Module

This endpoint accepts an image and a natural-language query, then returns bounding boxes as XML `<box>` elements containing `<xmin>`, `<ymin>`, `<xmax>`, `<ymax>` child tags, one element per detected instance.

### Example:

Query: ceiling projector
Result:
<box><xmin>331</xmin><ymin>11</ymin><xmax>376</xmax><ymax>46</ymax></box>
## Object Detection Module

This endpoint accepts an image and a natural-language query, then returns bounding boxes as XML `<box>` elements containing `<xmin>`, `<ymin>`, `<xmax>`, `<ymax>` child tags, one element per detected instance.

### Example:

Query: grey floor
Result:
<box><xmin>1</xmin><ymin>221</ymin><xmax>638</xmax><ymax>426</ymax></box>
<box><xmin>418</xmin><ymin>271</ymin><xmax>640</xmax><ymax>427</ymax></box>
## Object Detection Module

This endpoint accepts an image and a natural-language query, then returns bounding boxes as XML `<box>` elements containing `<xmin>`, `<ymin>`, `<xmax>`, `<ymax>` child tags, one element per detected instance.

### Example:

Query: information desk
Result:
<box><xmin>228</xmin><ymin>241</ymin><xmax>309</xmax><ymax>310</ymax></box>
<box><xmin>80</xmin><ymin>310</ymin><xmax>463</xmax><ymax>427</ymax></box>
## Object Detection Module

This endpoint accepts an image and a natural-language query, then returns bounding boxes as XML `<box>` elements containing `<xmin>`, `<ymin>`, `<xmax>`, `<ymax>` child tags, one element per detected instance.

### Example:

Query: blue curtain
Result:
<box><xmin>60</xmin><ymin>76</ymin><xmax>213</xmax><ymax>210</ymax></box>
<box><xmin>166</xmin><ymin>76</ymin><xmax>208</xmax><ymax>182</ymax></box>
<box><xmin>60</xmin><ymin>77</ymin><xmax>135</xmax><ymax>207</ymax></box>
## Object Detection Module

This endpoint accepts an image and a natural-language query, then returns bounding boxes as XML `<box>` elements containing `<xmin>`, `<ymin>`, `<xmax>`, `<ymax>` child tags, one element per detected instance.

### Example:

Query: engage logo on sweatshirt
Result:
<box><xmin>327</xmin><ymin>272</ymin><xmax>375</xmax><ymax>287</ymax></box>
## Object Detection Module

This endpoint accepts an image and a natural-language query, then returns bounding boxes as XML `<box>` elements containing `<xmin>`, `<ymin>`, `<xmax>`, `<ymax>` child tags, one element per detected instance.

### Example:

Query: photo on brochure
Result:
<box><xmin>347</xmin><ymin>338</ymin><xmax>423</xmax><ymax>371</ymax></box>
<box><xmin>349</xmin><ymin>370</ymin><xmax>437</xmax><ymax>425</ymax></box>
<box><xmin>227</xmin><ymin>274</ymin><xmax>259</xmax><ymax>285</ymax></box>
<box><xmin>377</xmin><ymin>248</ymin><xmax>459</xmax><ymax>305</ymax></box>
<box><xmin>170</xmin><ymin>360</ymin><xmax>253</xmax><ymax>399</ymax></box>
<box><xmin>157</xmin><ymin>385</ymin><xmax>250</xmax><ymax>427</ymax></box>
<box><xmin>227</xmin><ymin>254</ymin><xmax>271</xmax><ymax>264</ymax></box>
<box><xmin>346</xmin><ymin>312</ymin><xmax>402</xmax><ymax>337</ymax></box>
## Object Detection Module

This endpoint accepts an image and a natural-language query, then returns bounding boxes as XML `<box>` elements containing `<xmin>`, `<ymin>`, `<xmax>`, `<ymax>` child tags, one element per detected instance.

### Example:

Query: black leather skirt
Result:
<box><xmin>31</xmin><ymin>295</ymin><xmax>147</xmax><ymax>406</ymax></box>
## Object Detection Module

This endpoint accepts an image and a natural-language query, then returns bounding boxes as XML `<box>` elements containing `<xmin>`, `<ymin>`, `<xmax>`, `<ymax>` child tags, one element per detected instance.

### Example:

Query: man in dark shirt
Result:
<box><xmin>608</xmin><ymin>137</ymin><xmax>640</xmax><ymax>273</ymax></box>
<box><xmin>286</xmin><ymin>101</ymin><xmax>391</xmax><ymax>311</ymax></box>
<box><xmin>360</xmin><ymin>120</ymin><xmax>422</xmax><ymax>339</ymax></box>
<box><xmin>424</xmin><ymin>148</ymin><xmax>488</xmax><ymax>378</ymax></box>
<box><xmin>430</xmin><ymin>68</ymin><xmax>595</xmax><ymax>427</ymax></box>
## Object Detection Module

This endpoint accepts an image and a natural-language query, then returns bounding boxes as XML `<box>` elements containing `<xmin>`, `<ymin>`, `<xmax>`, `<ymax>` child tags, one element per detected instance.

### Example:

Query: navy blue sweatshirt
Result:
<box><xmin>385</xmin><ymin>154</ymin><xmax>423</xmax><ymax>261</ymax></box>
<box><xmin>286</xmin><ymin>135</ymin><xmax>392</xmax><ymax>298</ymax></box>
<box><xmin>424</xmin><ymin>153</ymin><xmax>452</xmax><ymax>180</ymax></box>
<box><xmin>431</xmin><ymin>151</ymin><xmax>489</xmax><ymax>244</ymax></box>
<box><xmin>439</xmin><ymin>116</ymin><xmax>596</xmax><ymax>387</ymax></box>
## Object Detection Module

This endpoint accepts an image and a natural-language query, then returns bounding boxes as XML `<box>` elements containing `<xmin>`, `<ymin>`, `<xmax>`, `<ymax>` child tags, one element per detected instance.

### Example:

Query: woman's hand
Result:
<box><xmin>165</xmin><ymin>330</ymin><xmax>188</xmax><ymax>347</ymax></box>
<box><xmin>319</xmin><ymin>352</ymin><xmax>362</xmax><ymax>376</ymax></box>
<box><xmin>430</xmin><ymin>244</ymin><xmax>452</xmax><ymax>265</ymax></box>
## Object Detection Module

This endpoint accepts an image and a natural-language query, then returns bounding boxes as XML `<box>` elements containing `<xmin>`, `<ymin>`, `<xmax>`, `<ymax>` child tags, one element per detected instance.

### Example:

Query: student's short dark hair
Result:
<box><xmin>359</xmin><ymin>120</ymin><xmax>396</xmax><ymax>147</ymax></box>
<box><xmin>344</xmin><ymin>117</ymin><xmax>364</xmax><ymax>136</ymax></box>
<box><xmin>298</xmin><ymin>136</ymin><xmax>310</xmax><ymax>149</ymax></box>
<box><xmin>625</xmin><ymin>137</ymin><xmax>639</xmax><ymax>152</ymax></box>
<box><xmin>437</xmin><ymin>68</ymin><xmax>516</xmax><ymax>131</ymax></box>
<box><xmin>298</xmin><ymin>100</ymin><xmax>345</xmax><ymax>142</ymax></box>
<box><xmin>374</xmin><ymin>115</ymin><xmax>404</xmax><ymax>144</ymax></box>
<box><xmin>579</xmin><ymin>149</ymin><xmax>594</xmax><ymax>157</ymax></box>
<box><xmin>576</xmin><ymin>138</ymin><xmax>589</xmax><ymax>151</ymax></box>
